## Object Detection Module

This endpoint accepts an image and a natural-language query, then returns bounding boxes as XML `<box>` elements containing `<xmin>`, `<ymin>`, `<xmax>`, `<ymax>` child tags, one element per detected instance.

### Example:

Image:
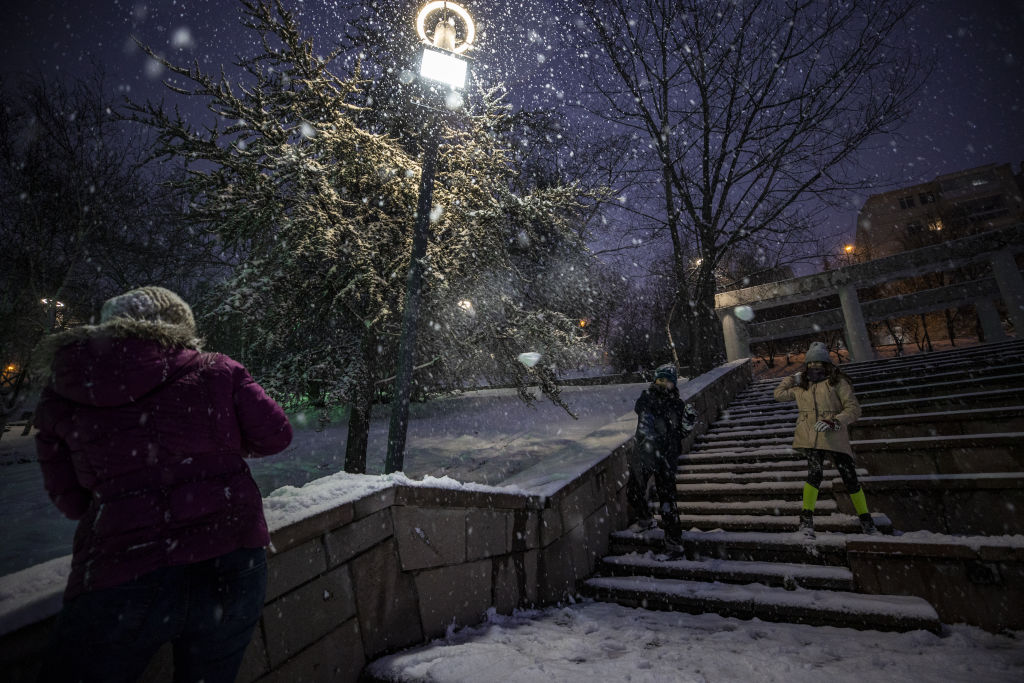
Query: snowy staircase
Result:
<box><xmin>584</xmin><ymin>339</ymin><xmax>1024</xmax><ymax>633</ymax></box>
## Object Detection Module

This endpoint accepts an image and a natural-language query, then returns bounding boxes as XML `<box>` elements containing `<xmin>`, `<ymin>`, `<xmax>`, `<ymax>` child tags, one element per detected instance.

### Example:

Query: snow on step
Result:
<box><xmin>679</xmin><ymin>469</ymin><xmax>864</xmax><ymax>484</ymax></box>
<box><xmin>702</xmin><ymin>426</ymin><xmax>793</xmax><ymax>439</ymax></box>
<box><xmin>675</xmin><ymin>499</ymin><xmax>838</xmax><ymax>514</ymax></box>
<box><xmin>852</xmin><ymin>431</ymin><xmax>1024</xmax><ymax>449</ymax></box>
<box><xmin>675</xmin><ymin>481</ymin><xmax>829</xmax><ymax>496</ymax></box>
<box><xmin>674</xmin><ymin>513</ymin><xmax>872</xmax><ymax>533</ymax></box>
<box><xmin>678</xmin><ymin>459</ymin><xmax>810</xmax><ymax>474</ymax></box>
<box><xmin>692</xmin><ymin>437</ymin><xmax>792</xmax><ymax>452</ymax></box>
<box><xmin>583</xmin><ymin>576</ymin><xmax>940</xmax><ymax>632</ymax></box>
<box><xmin>600</xmin><ymin>553</ymin><xmax>853</xmax><ymax>590</ymax></box>
<box><xmin>613</xmin><ymin>527</ymin><xmax>849</xmax><ymax>552</ymax></box>
<box><xmin>680</xmin><ymin>448</ymin><xmax>802</xmax><ymax>465</ymax></box>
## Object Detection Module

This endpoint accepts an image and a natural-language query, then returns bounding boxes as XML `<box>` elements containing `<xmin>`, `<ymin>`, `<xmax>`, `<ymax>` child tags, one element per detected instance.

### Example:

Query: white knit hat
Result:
<box><xmin>100</xmin><ymin>286</ymin><xmax>195</xmax><ymax>333</ymax></box>
<box><xmin>804</xmin><ymin>341</ymin><xmax>832</xmax><ymax>365</ymax></box>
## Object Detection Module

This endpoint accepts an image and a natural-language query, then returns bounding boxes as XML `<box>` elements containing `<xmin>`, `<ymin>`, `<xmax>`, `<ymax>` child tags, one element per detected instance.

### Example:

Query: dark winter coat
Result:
<box><xmin>33</xmin><ymin>319</ymin><xmax>292</xmax><ymax>600</ymax></box>
<box><xmin>633</xmin><ymin>385</ymin><xmax>695</xmax><ymax>465</ymax></box>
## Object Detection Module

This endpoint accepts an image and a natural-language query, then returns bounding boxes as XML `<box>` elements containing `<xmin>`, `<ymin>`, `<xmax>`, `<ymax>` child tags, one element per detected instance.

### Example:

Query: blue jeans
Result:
<box><xmin>38</xmin><ymin>547</ymin><xmax>267</xmax><ymax>683</ymax></box>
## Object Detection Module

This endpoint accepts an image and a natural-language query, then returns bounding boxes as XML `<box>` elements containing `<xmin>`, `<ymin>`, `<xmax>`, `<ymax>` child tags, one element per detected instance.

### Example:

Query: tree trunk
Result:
<box><xmin>944</xmin><ymin>309</ymin><xmax>958</xmax><ymax>346</ymax></box>
<box><xmin>919</xmin><ymin>313</ymin><xmax>933</xmax><ymax>352</ymax></box>
<box><xmin>885</xmin><ymin>319</ymin><xmax>904</xmax><ymax>356</ymax></box>
<box><xmin>685</xmin><ymin>289</ymin><xmax>726</xmax><ymax>374</ymax></box>
<box><xmin>344</xmin><ymin>334</ymin><xmax>378</xmax><ymax>474</ymax></box>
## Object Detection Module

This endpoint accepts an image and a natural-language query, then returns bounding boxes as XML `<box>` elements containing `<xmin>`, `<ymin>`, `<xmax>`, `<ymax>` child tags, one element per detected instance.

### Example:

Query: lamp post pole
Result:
<box><xmin>384</xmin><ymin>1</ymin><xmax>474</xmax><ymax>474</ymax></box>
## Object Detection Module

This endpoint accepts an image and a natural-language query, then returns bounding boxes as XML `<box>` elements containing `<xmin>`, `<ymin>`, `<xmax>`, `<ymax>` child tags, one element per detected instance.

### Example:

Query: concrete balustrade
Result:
<box><xmin>715</xmin><ymin>223</ymin><xmax>1024</xmax><ymax>360</ymax></box>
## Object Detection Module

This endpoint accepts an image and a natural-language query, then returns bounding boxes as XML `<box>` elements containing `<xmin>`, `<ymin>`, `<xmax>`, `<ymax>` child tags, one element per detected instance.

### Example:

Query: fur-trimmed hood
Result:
<box><xmin>33</xmin><ymin>319</ymin><xmax>203</xmax><ymax>407</ymax></box>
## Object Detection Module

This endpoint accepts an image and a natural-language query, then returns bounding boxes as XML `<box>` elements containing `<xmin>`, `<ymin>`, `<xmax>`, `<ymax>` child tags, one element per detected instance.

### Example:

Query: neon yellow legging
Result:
<box><xmin>802</xmin><ymin>482</ymin><xmax>869</xmax><ymax>515</ymax></box>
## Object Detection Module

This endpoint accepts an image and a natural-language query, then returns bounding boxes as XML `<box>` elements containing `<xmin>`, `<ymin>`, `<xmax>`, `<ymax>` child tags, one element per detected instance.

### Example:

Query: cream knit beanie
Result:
<box><xmin>100</xmin><ymin>286</ymin><xmax>196</xmax><ymax>333</ymax></box>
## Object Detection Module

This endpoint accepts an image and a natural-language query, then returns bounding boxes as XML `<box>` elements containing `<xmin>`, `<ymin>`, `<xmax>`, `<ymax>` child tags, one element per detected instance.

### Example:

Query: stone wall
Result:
<box><xmin>0</xmin><ymin>449</ymin><xmax>629</xmax><ymax>683</ymax></box>
<box><xmin>0</xmin><ymin>359</ymin><xmax>753</xmax><ymax>682</ymax></box>
<box><xmin>848</xmin><ymin>537</ymin><xmax>1024</xmax><ymax>632</ymax></box>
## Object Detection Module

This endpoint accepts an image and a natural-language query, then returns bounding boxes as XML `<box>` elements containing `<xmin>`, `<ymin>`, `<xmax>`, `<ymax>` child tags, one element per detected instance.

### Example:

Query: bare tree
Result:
<box><xmin>0</xmin><ymin>70</ymin><xmax>224</xmax><ymax>436</ymax></box>
<box><xmin>577</xmin><ymin>0</ymin><xmax>924</xmax><ymax>372</ymax></box>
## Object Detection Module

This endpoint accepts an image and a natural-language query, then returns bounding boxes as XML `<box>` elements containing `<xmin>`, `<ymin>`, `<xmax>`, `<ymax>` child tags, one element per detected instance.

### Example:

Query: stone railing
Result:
<box><xmin>0</xmin><ymin>359</ymin><xmax>753</xmax><ymax>682</ymax></box>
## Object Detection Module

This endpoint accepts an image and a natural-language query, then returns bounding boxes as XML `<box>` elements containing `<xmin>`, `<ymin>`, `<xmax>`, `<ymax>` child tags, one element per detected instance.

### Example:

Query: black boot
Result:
<box><xmin>798</xmin><ymin>510</ymin><xmax>815</xmax><ymax>538</ymax></box>
<box><xmin>859</xmin><ymin>513</ymin><xmax>881</xmax><ymax>535</ymax></box>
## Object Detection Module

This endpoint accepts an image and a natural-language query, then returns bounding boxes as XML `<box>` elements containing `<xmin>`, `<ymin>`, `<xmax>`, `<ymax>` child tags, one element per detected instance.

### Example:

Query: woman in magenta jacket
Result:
<box><xmin>33</xmin><ymin>286</ymin><xmax>292</xmax><ymax>683</ymax></box>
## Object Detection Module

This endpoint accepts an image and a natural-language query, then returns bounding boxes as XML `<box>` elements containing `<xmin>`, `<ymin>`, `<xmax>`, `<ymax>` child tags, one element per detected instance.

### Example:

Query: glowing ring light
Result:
<box><xmin>416</xmin><ymin>1</ymin><xmax>475</xmax><ymax>54</ymax></box>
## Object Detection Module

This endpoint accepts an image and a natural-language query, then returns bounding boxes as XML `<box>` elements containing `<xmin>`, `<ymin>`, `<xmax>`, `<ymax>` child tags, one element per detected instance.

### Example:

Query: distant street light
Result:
<box><xmin>40</xmin><ymin>298</ymin><xmax>65</xmax><ymax>332</ymax></box>
<box><xmin>385</xmin><ymin>1</ymin><xmax>476</xmax><ymax>474</ymax></box>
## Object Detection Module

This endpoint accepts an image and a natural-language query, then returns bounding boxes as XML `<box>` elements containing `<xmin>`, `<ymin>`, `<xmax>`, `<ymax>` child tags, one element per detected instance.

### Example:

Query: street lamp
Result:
<box><xmin>41</xmin><ymin>298</ymin><xmax>65</xmax><ymax>332</ymax></box>
<box><xmin>385</xmin><ymin>1</ymin><xmax>476</xmax><ymax>474</ymax></box>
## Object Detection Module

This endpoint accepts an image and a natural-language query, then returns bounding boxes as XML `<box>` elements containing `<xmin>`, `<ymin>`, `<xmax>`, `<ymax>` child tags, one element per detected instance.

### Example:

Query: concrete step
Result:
<box><xmin>853</xmin><ymin>432</ymin><xmax>1024</xmax><ymax>475</ymax></box>
<box><xmin>702</xmin><ymin>406</ymin><xmax>1024</xmax><ymax>444</ymax></box>
<box><xmin>734</xmin><ymin>372</ymin><xmax>1024</xmax><ymax>411</ymax></box>
<box><xmin>676</xmin><ymin>469</ymin><xmax>866</xmax><ymax>484</ymax></box>
<box><xmin>685</xmin><ymin>433</ymin><xmax>1024</xmax><ymax>473</ymax></box>
<box><xmin>740</xmin><ymin>341</ymin><xmax>1024</xmax><ymax>392</ymax></box>
<box><xmin>851</xmin><ymin>406</ymin><xmax>1024</xmax><ymax>440</ymax></box>
<box><xmin>718</xmin><ymin>388</ymin><xmax>1024</xmax><ymax>425</ymax></box>
<box><xmin>609</xmin><ymin>528</ymin><xmax>851</xmax><ymax>566</ymax></box>
<box><xmin>597</xmin><ymin>552</ymin><xmax>854</xmax><ymax>591</ymax></box>
<box><xmin>700</xmin><ymin>426</ymin><xmax>793</xmax><ymax>442</ymax></box>
<box><xmin>859</xmin><ymin>388</ymin><xmax>1024</xmax><ymax>416</ymax></box>
<box><xmin>677</xmin><ymin>459</ymin><xmax>810</xmax><ymax>476</ymax></box>
<box><xmin>673</xmin><ymin>499</ymin><xmax>838</xmax><ymax>515</ymax></box>
<box><xmin>674</xmin><ymin>480</ymin><xmax>830</xmax><ymax>500</ymax></box>
<box><xmin>582</xmin><ymin>575</ymin><xmax>941</xmax><ymax>632</ymax></box>
<box><xmin>691</xmin><ymin>436</ymin><xmax>792</xmax><ymax>453</ymax></box>
<box><xmin>670</xmin><ymin>512</ymin><xmax>887</xmax><ymax>534</ymax></box>
<box><xmin>737</xmin><ymin>358</ymin><xmax>1024</xmax><ymax>402</ymax></box>
<box><xmin>680</xmin><ymin>447</ymin><xmax>802</xmax><ymax>467</ymax></box>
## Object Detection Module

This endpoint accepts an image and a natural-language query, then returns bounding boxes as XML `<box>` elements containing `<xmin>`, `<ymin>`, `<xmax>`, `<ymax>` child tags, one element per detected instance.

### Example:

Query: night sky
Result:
<box><xmin>2</xmin><ymin>0</ymin><xmax>1023</xmax><ymax>259</ymax></box>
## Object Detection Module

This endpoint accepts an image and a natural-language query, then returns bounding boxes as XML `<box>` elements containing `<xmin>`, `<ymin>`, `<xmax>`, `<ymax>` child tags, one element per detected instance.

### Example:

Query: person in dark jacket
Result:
<box><xmin>628</xmin><ymin>364</ymin><xmax>696</xmax><ymax>554</ymax></box>
<box><xmin>33</xmin><ymin>286</ymin><xmax>292</xmax><ymax>683</ymax></box>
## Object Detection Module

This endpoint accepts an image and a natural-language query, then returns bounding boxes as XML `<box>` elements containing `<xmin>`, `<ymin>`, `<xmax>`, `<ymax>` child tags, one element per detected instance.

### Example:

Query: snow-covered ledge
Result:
<box><xmin>0</xmin><ymin>359</ymin><xmax>753</xmax><ymax>682</ymax></box>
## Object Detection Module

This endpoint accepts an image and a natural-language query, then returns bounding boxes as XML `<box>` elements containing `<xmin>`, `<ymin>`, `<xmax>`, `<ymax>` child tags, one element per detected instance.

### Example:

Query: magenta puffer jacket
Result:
<box><xmin>34</xmin><ymin>326</ymin><xmax>292</xmax><ymax>600</ymax></box>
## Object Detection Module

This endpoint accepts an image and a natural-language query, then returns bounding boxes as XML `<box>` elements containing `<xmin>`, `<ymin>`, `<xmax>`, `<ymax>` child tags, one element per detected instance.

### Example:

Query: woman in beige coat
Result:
<box><xmin>774</xmin><ymin>342</ymin><xmax>879</xmax><ymax>536</ymax></box>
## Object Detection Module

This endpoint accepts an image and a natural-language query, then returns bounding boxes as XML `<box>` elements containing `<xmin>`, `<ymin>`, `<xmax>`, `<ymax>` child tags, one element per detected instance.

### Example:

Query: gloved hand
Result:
<box><xmin>814</xmin><ymin>419</ymin><xmax>841</xmax><ymax>432</ymax></box>
<box><xmin>792</xmin><ymin>372</ymin><xmax>802</xmax><ymax>384</ymax></box>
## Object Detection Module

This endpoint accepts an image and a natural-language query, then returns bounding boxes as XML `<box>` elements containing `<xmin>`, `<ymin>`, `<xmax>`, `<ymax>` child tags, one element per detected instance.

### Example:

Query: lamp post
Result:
<box><xmin>385</xmin><ymin>1</ymin><xmax>475</xmax><ymax>474</ymax></box>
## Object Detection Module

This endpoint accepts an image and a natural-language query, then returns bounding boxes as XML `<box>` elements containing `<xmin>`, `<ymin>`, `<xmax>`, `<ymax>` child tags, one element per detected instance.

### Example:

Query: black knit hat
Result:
<box><xmin>654</xmin><ymin>364</ymin><xmax>677</xmax><ymax>384</ymax></box>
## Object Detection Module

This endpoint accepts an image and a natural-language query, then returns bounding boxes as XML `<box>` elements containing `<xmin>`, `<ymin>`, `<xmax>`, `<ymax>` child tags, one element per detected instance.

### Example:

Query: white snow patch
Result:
<box><xmin>367</xmin><ymin>600</ymin><xmax>1024</xmax><ymax>682</ymax></box>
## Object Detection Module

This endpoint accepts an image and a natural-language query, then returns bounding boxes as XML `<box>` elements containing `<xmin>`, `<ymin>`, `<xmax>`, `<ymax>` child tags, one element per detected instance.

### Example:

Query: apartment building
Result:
<box><xmin>855</xmin><ymin>162</ymin><xmax>1024</xmax><ymax>259</ymax></box>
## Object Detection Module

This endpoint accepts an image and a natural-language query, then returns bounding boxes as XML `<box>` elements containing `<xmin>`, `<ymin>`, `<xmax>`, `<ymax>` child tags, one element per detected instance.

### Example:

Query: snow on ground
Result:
<box><xmin>367</xmin><ymin>601</ymin><xmax>1024</xmax><ymax>683</ymax></box>
<box><xmin>0</xmin><ymin>382</ymin><xmax>647</xmax><ymax>577</ymax></box>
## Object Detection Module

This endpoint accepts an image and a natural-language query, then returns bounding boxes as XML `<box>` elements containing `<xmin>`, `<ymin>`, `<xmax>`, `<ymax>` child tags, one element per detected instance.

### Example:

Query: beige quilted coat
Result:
<box><xmin>773</xmin><ymin>375</ymin><xmax>862</xmax><ymax>456</ymax></box>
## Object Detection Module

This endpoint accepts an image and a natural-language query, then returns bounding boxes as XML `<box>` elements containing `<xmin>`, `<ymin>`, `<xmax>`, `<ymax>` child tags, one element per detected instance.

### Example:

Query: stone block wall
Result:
<box><xmin>848</xmin><ymin>538</ymin><xmax>1024</xmax><ymax>632</ymax></box>
<box><xmin>0</xmin><ymin>446</ymin><xmax>630</xmax><ymax>683</ymax></box>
